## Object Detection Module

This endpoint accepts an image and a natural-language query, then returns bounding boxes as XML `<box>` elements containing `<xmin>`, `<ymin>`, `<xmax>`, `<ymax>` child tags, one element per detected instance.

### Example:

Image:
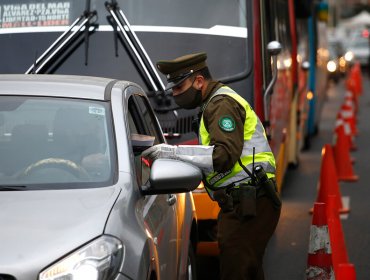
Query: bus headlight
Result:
<box><xmin>327</xmin><ymin>60</ymin><xmax>337</xmax><ymax>72</ymax></box>
<box><xmin>39</xmin><ymin>236</ymin><xmax>123</xmax><ymax>280</ymax></box>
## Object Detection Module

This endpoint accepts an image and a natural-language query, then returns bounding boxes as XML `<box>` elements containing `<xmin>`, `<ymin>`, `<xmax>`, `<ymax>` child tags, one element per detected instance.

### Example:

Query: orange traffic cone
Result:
<box><xmin>314</xmin><ymin>145</ymin><xmax>349</xmax><ymax>213</ymax></box>
<box><xmin>343</xmin><ymin>97</ymin><xmax>358</xmax><ymax>125</ymax></box>
<box><xmin>306</xmin><ymin>202</ymin><xmax>334</xmax><ymax>279</ymax></box>
<box><xmin>346</xmin><ymin>63</ymin><xmax>362</xmax><ymax>97</ymax></box>
<box><xmin>352</xmin><ymin>62</ymin><xmax>363</xmax><ymax>96</ymax></box>
<box><xmin>335</xmin><ymin>115</ymin><xmax>357</xmax><ymax>151</ymax></box>
<box><xmin>337</xmin><ymin>263</ymin><xmax>356</xmax><ymax>280</ymax></box>
<box><xmin>327</xmin><ymin>195</ymin><xmax>349</xmax><ymax>278</ymax></box>
<box><xmin>340</xmin><ymin>102</ymin><xmax>358</xmax><ymax>136</ymax></box>
<box><xmin>333</xmin><ymin>125</ymin><xmax>358</xmax><ymax>182</ymax></box>
<box><xmin>344</xmin><ymin>90</ymin><xmax>358</xmax><ymax>115</ymax></box>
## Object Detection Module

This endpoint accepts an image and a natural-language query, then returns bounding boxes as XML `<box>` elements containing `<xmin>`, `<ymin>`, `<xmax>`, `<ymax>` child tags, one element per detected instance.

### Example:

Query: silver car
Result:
<box><xmin>345</xmin><ymin>36</ymin><xmax>370</xmax><ymax>67</ymax></box>
<box><xmin>0</xmin><ymin>75</ymin><xmax>201</xmax><ymax>280</ymax></box>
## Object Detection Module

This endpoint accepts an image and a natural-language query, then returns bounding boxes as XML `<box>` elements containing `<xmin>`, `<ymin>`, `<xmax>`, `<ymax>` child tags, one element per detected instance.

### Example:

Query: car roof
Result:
<box><xmin>0</xmin><ymin>74</ymin><xmax>132</xmax><ymax>100</ymax></box>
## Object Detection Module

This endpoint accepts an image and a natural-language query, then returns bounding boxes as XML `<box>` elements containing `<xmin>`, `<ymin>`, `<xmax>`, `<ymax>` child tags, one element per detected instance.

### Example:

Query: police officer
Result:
<box><xmin>142</xmin><ymin>52</ymin><xmax>281</xmax><ymax>280</ymax></box>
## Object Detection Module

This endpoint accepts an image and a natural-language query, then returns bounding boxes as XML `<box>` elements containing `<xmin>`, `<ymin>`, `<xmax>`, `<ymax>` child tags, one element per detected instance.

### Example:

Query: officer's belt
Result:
<box><xmin>228</xmin><ymin>178</ymin><xmax>276</xmax><ymax>203</ymax></box>
<box><xmin>221</xmin><ymin>178</ymin><xmax>254</xmax><ymax>190</ymax></box>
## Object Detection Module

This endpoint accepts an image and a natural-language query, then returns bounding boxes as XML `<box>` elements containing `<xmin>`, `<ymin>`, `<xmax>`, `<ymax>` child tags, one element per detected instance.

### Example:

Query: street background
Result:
<box><xmin>197</xmin><ymin>74</ymin><xmax>370</xmax><ymax>279</ymax></box>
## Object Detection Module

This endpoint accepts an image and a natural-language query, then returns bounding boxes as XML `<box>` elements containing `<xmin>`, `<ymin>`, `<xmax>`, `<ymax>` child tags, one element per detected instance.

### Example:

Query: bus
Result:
<box><xmin>0</xmin><ymin>0</ymin><xmax>325</xmax><ymax>255</ymax></box>
<box><xmin>295</xmin><ymin>0</ymin><xmax>330</xmax><ymax>149</ymax></box>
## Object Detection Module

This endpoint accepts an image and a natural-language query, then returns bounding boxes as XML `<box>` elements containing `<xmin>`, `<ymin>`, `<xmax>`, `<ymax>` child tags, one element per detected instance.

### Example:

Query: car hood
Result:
<box><xmin>0</xmin><ymin>185</ymin><xmax>121</xmax><ymax>275</ymax></box>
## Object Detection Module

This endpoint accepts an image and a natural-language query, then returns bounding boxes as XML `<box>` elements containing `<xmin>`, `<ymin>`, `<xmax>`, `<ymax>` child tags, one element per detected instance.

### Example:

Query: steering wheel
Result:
<box><xmin>19</xmin><ymin>158</ymin><xmax>90</xmax><ymax>180</ymax></box>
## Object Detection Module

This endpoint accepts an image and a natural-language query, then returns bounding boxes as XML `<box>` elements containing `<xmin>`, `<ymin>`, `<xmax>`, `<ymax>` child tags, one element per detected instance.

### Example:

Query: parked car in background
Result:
<box><xmin>0</xmin><ymin>74</ymin><xmax>201</xmax><ymax>280</ymax></box>
<box><xmin>345</xmin><ymin>31</ymin><xmax>370</xmax><ymax>67</ymax></box>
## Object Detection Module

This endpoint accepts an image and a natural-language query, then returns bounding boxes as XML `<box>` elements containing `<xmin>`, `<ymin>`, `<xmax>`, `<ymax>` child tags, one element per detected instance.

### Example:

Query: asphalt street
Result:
<box><xmin>265</xmin><ymin>75</ymin><xmax>370</xmax><ymax>279</ymax></box>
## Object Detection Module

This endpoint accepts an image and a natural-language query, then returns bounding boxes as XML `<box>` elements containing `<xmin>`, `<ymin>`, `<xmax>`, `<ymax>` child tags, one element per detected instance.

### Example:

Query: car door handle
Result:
<box><xmin>167</xmin><ymin>194</ymin><xmax>177</xmax><ymax>206</ymax></box>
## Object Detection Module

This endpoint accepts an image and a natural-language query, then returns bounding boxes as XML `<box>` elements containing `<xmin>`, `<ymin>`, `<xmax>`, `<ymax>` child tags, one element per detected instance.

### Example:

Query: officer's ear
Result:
<box><xmin>194</xmin><ymin>75</ymin><xmax>205</xmax><ymax>90</ymax></box>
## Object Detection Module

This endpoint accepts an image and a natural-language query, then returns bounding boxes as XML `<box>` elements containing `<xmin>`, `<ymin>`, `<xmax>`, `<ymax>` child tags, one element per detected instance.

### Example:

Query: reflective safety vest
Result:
<box><xmin>199</xmin><ymin>86</ymin><xmax>276</xmax><ymax>194</ymax></box>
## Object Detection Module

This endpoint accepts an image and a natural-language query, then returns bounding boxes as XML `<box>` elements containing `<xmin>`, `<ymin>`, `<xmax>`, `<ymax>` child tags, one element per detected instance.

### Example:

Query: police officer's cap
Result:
<box><xmin>156</xmin><ymin>52</ymin><xmax>207</xmax><ymax>90</ymax></box>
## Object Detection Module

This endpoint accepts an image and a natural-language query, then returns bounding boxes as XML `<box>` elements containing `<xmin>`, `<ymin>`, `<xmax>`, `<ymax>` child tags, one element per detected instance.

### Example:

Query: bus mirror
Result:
<box><xmin>263</xmin><ymin>41</ymin><xmax>282</xmax><ymax>138</ymax></box>
<box><xmin>267</xmin><ymin>41</ymin><xmax>282</xmax><ymax>56</ymax></box>
<box><xmin>301</xmin><ymin>61</ymin><xmax>310</xmax><ymax>71</ymax></box>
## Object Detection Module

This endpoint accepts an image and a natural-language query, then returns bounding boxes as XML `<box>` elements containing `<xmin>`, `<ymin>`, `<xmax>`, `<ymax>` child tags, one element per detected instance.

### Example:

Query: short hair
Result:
<box><xmin>195</xmin><ymin>67</ymin><xmax>212</xmax><ymax>80</ymax></box>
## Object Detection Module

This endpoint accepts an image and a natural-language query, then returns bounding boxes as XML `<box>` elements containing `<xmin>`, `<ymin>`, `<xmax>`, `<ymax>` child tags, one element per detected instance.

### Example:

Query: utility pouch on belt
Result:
<box><xmin>258</xmin><ymin>177</ymin><xmax>282</xmax><ymax>209</ymax></box>
<box><xmin>213</xmin><ymin>189</ymin><xmax>234</xmax><ymax>213</ymax></box>
<box><xmin>238</xmin><ymin>184</ymin><xmax>257</xmax><ymax>218</ymax></box>
<box><xmin>253</xmin><ymin>165</ymin><xmax>282</xmax><ymax>209</ymax></box>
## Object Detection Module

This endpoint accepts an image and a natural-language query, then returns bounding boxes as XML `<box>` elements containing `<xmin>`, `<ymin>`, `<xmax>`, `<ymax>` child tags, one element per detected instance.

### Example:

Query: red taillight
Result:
<box><xmin>362</xmin><ymin>29</ymin><xmax>369</xmax><ymax>38</ymax></box>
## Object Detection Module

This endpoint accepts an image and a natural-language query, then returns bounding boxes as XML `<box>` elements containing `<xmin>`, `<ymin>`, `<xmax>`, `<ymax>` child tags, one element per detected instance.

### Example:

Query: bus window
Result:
<box><xmin>0</xmin><ymin>0</ymin><xmax>249</xmax><ymax>93</ymax></box>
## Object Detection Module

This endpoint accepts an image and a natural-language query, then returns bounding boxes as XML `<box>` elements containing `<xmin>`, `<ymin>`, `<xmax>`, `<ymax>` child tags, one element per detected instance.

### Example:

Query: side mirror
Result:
<box><xmin>301</xmin><ymin>61</ymin><xmax>310</xmax><ymax>71</ymax></box>
<box><xmin>141</xmin><ymin>159</ymin><xmax>202</xmax><ymax>195</ymax></box>
<box><xmin>267</xmin><ymin>41</ymin><xmax>282</xmax><ymax>56</ymax></box>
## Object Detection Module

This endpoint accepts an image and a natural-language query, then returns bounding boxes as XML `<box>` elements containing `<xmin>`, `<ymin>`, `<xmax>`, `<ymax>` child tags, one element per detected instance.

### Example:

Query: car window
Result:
<box><xmin>127</xmin><ymin>94</ymin><xmax>163</xmax><ymax>186</ymax></box>
<box><xmin>0</xmin><ymin>96</ymin><xmax>115</xmax><ymax>188</ymax></box>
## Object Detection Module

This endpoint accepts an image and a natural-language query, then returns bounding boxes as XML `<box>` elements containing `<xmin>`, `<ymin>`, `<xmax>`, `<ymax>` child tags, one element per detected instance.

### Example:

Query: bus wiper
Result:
<box><xmin>105</xmin><ymin>1</ymin><xmax>170</xmax><ymax>103</ymax></box>
<box><xmin>25</xmin><ymin>0</ymin><xmax>97</xmax><ymax>74</ymax></box>
<box><xmin>0</xmin><ymin>185</ymin><xmax>28</xmax><ymax>191</ymax></box>
<box><xmin>84</xmin><ymin>0</ymin><xmax>92</xmax><ymax>66</ymax></box>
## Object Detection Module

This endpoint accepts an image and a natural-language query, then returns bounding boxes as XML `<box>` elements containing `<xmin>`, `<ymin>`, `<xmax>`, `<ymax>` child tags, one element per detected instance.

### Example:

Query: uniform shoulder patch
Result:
<box><xmin>218</xmin><ymin>115</ymin><xmax>236</xmax><ymax>132</ymax></box>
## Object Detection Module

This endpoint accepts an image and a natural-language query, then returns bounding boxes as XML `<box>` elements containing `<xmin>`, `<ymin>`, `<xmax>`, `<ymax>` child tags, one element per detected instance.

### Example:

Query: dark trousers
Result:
<box><xmin>217</xmin><ymin>197</ymin><xmax>281</xmax><ymax>280</ymax></box>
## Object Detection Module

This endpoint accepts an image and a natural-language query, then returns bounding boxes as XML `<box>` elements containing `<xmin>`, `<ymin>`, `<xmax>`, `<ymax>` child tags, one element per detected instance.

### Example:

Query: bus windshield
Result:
<box><xmin>119</xmin><ymin>0</ymin><xmax>247</xmax><ymax>28</ymax></box>
<box><xmin>0</xmin><ymin>0</ymin><xmax>249</xmax><ymax>99</ymax></box>
<box><xmin>0</xmin><ymin>0</ymin><xmax>247</xmax><ymax>29</ymax></box>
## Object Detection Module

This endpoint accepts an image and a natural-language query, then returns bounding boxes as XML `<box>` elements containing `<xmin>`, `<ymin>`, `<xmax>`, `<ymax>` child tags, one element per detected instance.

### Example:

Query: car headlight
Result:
<box><xmin>327</xmin><ymin>60</ymin><xmax>337</xmax><ymax>72</ymax></box>
<box><xmin>344</xmin><ymin>51</ymin><xmax>354</xmax><ymax>62</ymax></box>
<box><xmin>39</xmin><ymin>235</ymin><xmax>123</xmax><ymax>280</ymax></box>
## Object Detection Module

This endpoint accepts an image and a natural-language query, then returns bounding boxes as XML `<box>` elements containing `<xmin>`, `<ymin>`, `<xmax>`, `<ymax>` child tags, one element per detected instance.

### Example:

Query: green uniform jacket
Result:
<box><xmin>199</xmin><ymin>83</ymin><xmax>276</xmax><ymax>194</ymax></box>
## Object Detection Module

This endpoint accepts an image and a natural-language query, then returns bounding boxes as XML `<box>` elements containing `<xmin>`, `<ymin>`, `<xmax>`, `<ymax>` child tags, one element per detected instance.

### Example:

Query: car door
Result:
<box><xmin>126</xmin><ymin>93</ymin><xmax>179</xmax><ymax>279</ymax></box>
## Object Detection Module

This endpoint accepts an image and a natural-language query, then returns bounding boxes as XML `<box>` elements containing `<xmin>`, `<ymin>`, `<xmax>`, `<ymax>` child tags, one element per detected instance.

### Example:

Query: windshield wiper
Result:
<box><xmin>104</xmin><ymin>0</ymin><xmax>177</xmax><ymax>111</ymax></box>
<box><xmin>0</xmin><ymin>185</ymin><xmax>28</xmax><ymax>191</ymax></box>
<box><xmin>25</xmin><ymin>0</ymin><xmax>97</xmax><ymax>74</ymax></box>
<box><xmin>105</xmin><ymin>0</ymin><xmax>165</xmax><ymax>94</ymax></box>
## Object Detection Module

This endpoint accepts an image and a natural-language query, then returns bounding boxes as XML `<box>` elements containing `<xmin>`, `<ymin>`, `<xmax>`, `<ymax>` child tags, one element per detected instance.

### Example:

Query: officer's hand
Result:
<box><xmin>141</xmin><ymin>143</ymin><xmax>178</xmax><ymax>160</ymax></box>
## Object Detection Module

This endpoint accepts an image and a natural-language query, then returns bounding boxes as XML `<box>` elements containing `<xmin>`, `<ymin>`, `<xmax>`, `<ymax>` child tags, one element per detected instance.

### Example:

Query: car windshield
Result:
<box><xmin>0</xmin><ymin>96</ymin><xmax>115</xmax><ymax>189</ymax></box>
